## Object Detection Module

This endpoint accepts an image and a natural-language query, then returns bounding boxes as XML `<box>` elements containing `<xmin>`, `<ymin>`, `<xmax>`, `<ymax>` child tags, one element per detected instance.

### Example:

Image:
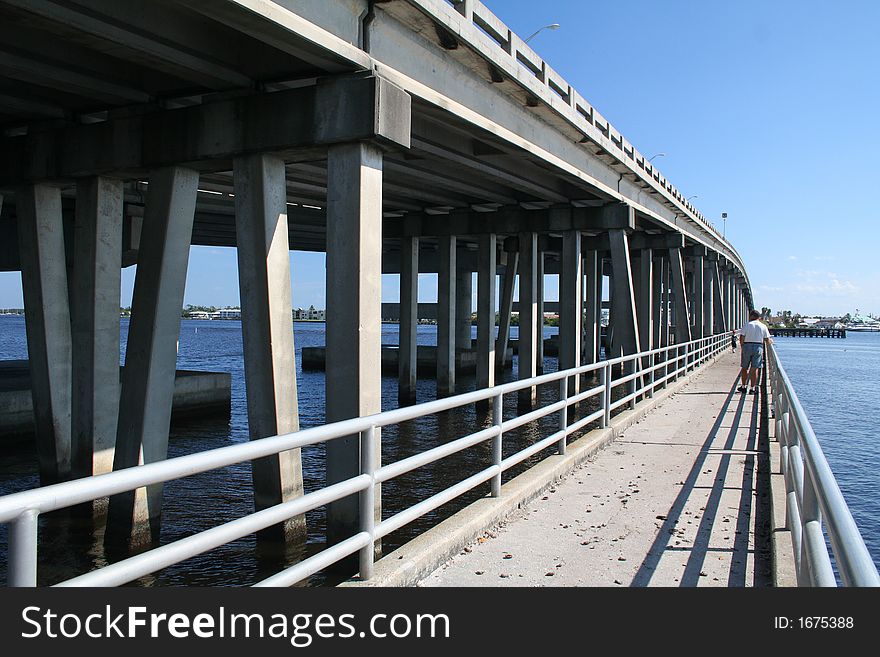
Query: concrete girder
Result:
<box><xmin>559</xmin><ymin>230</ymin><xmax>581</xmax><ymax>393</ymax></box>
<box><xmin>1</xmin><ymin>74</ymin><xmax>411</xmax><ymax>184</ymax></box>
<box><xmin>517</xmin><ymin>232</ymin><xmax>538</xmax><ymax>407</ymax></box>
<box><xmin>398</xmin><ymin>236</ymin><xmax>419</xmax><ymax>404</ymax></box>
<box><xmin>608</xmin><ymin>229</ymin><xmax>640</xmax><ymax>358</ymax></box>
<box><xmin>436</xmin><ymin>235</ymin><xmax>456</xmax><ymax>396</ymax></box>
<box><xmin>476</xmin><ymin>233</ymin><xmax>496</xmax><ymax>390</ymax></box>
<box><xmin>495</xmin><ymin>249</ymin><xmax>518</xmax><ymax>371</ymax></box>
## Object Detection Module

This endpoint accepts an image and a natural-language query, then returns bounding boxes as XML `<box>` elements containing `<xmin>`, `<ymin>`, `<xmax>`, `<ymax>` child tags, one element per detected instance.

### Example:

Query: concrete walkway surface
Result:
<box><xmin>419</xmin><ymin>351</ymin><xmax>773</xmax><ymax>587</ymax></box>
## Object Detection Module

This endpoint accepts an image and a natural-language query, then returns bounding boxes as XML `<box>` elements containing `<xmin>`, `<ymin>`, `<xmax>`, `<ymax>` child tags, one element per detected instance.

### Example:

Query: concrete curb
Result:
<box><xmin>342</xmin><ymin>357</ymin><xmax>721</xmax><ymax>588</ymax></box>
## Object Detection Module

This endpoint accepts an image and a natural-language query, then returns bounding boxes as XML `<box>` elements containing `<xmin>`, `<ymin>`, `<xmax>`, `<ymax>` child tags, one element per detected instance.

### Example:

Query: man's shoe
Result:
<box><xmin>750</xmin><ymin>388</ymin><xmax>758</xmax><ymax>395</ymax></box>
<box><xmin>737</xmin><ymin>385</ymin><xmax>747</xmax><ymax>393</ymax></box>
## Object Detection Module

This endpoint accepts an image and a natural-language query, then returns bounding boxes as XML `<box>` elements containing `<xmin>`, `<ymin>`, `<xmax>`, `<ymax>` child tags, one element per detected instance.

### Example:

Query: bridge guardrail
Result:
<box><xmin>767</xmin><ymin>344</ymin><xmax>880</xmax><ymax>586</ymax></box>
<box><xmin>1</xmin><ymin>334</ymin><xmax>727</xmax><ymax>587</ymax></box>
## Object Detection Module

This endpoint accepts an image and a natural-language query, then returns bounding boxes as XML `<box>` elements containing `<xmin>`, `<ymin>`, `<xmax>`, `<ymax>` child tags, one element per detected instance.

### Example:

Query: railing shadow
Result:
<box><xmin>631</xmin><ymin>376</ymin><xmax>763</xmax><ymax>586</ymax></box>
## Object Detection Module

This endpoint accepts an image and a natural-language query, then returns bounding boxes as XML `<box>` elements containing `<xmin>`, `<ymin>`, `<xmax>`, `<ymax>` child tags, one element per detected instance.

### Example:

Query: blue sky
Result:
<box><xmin>1</xmin><ymin>0</ymin><xmax>877</xmax><ymax>317</ymax></box>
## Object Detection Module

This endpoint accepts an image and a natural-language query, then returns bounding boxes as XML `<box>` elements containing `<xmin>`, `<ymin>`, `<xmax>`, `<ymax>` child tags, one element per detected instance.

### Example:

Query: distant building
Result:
<box><xmin>186</xmin><ymin>310</ymin><xmax>212</xmax><ymax>320</ymax></box>
<box><xmin>211</xmin><ymin>308</ymin><xmax>241</xmax><ymax>320</ymax></box>
<box><xmin>813</xmin><ymin>318</ymin><xmax>845</xmax><ymax>329</ymax></box>
<box><xmin>293</xmin><ymin>305</ymin><xmax>325</xmax><ymax>321</ymax></box>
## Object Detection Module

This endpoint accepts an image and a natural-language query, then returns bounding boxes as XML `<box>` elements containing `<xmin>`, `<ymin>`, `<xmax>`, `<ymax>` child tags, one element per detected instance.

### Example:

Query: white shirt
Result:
<box><xmin>738</xmin><ymin>320</ymin><xmax>770</xmax><ymax>344</ymax></box>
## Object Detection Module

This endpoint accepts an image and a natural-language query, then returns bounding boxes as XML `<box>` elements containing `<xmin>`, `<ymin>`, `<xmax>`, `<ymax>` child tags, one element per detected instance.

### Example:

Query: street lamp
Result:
<box><xmin>647</xmin><ymin>152</ymin><xmax>666</xmax><ymax>164</ymax></box>
<box><xmin>524</xmin><ymin>23</ymin><xmax>560</xmax><ymax>43</ymax></box>
<box><xmin>722</xmin><ymin>212</ymin><xmax>728</xmax><ymax>238</ymax></box>
<box><xmin>687</xmin><ymin>195</ymin><xmax>698</xmax><ymax>202</ymax></box>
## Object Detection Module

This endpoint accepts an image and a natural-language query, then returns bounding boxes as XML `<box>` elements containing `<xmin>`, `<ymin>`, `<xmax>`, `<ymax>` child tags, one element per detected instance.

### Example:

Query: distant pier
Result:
<box><xmin>769</xmin><ymin>328</ymin><xmax>846</xmax><ymax>338</ymax></box>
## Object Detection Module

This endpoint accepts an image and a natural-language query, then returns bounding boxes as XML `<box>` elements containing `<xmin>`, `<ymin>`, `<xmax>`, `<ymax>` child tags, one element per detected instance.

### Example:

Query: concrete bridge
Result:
<box><xmin>0</xmin><ymin>0</ymin><xmax>766</xmax><ymax>577</ymax></box>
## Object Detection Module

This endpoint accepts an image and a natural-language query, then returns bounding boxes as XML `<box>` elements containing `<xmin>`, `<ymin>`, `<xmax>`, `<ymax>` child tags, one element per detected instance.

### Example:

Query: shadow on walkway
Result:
<box><xmin>631</xmin><ymin>376</ymin><xmax>772</xmax><ymax>586</ymax></box>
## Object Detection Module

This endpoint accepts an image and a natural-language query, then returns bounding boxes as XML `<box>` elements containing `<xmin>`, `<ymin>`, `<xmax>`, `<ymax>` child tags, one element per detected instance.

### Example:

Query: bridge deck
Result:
<box><xmin>419</xmin><ymin>352</ymin><xmax>773</xmax><ymax>587</ymax></box>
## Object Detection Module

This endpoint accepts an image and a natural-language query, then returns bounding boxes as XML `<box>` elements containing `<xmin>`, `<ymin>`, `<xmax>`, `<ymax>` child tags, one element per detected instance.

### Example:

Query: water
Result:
<box><xmin>772</xmin><ymin>332</ymin><xmax>880</xmax><ymax>567</ymax></box>
<box><xmin>0</xmin><ymin>315</ymin><xmax>572</xmax><ymax>585</ymax></box>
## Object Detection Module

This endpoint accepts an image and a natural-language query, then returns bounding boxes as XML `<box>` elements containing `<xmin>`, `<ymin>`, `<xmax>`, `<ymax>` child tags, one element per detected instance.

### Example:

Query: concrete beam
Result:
<box><xmin>16</xmin><ymin>183</ymin><xmax>72</xmax><ymax>484</ymax></box>
<box><xmin>582</xmin><ymin>248</ymin><xmax>599</xmax><ymax>364</ymax></box>
<box><xmin>71</xmin><ymin>177</ymin><xmax>122</xmax><ymax>481</ymax></box>
<box><xmin>455</xmin><ymin>256</ymin><xmax>473</xmax><ymax>351</ymax></box>
<box><xmin>495</xmin><ymin>250</ymin><xmax>518</xmax><ymax>371</ymax></box>
<box><xmin>107</xmin><ymin>166</ymin><xmax>198</xmax><ymax>548</ymax></box>
<box><xmin>234</xmin><ymin>153</ymin><xmax>305</xmax><ymax>544</ymax></box>
<box><xmin>1</xmin><ymin>74</ymin><xmax>411</xmax><ymax>183</ymax></box>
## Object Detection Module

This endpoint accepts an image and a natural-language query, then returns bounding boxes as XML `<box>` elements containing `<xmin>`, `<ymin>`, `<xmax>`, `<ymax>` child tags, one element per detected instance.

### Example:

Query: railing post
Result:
<box><xmin>647</xmin><ymin>351</ymin><xmax>655</xmax><ymax>398</ymax></box>
<box><xmin>358</xmin><ymin>425</ymin><xmax>377</xmax><ymax>580</ymax></box>
<box><xmin>800</xmin><ymin>468</ymin><xmax>835</xmax><ymax>586</ymax></box>
<box><xmin>601</xmin><ymin>364</ymin><xmax>611</xmax><ymax>428</ymax></box>
<box><xmin>8</xmin><ymin>509</ymin><xmax>39</xmax><ymax>587</ymax></box>
<box><xmin>558</xmin><ymin>376</ymin><xmax>568</xmax><ymax>455</ymax></box>
<box><xmin>491</xmin><ymin>392</ymin><xmax>503</xmax><ymax>496</ymax></box>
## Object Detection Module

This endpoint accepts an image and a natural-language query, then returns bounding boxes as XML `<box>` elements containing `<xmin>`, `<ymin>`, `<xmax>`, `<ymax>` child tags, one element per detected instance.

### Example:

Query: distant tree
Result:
<box><xmin>760</xmin><ymin>306</ymin><xmax>771</xmax><ymax>320</ymax></box>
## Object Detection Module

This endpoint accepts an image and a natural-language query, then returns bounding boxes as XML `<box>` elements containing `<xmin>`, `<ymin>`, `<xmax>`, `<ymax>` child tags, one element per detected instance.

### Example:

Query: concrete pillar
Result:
<box><xmin>536</xmin><ymin>250</ymin><xmax>545</xmax><ymax>374</ymax></box>
<box><xmin>608</xmin><ymin>229</ymin><xmax>640</xmax><ymax>355</ymax></box>
<box><xmin>496</xmin><ymin>246</ymin><xmax>518</xmax><ymax>372</ymax></box>
<box><xmin>17</xmin><ymin>184</ymin><xmax>72</xmax><ymax>485</ymax></box>
<box><xmin>476</xmin><ymin>233</ymin><xmax>496</xmax><ymax>390</ymax></box>
<box><xmin>325</xmin><ymin>142</ymin><xmax>383</xmax><ymax>547</ymax></box>
<box><xmin>582</xmin><ymin>249</ymin><xmax>599</xmax><ymax>364</ymax></box>
<box><xmin>608</xmin><ymin>230</ymin><xmax>640</xmax><ymax>356</ymax></box>
<box><xmin>702</xmin><ymin>258</ymin><xmax>713</xmax><ymax>336</ymax></box>
<box><xmin>559</xmin><ymin>230</ymin><xmax>582</xmax><ymax>393</ymax></box>
<box><xmin>233</xmin><ymin>153</ymin><xmax>304</xmax><ymax>543</ymax></box>
<box><xmin>711</xmin><ymin>260</ymin><xmax>726</xmax><ymax>333</ymax></box>
<box><xmin>669</xmin><ymin>248</ymin><xmax>692</xmax><ymax>344</ymax></box>
<box><xmin>690</xmin><ymin>254</ymin><xmax>704</xmax><ymax>339</ymax></box>
<box><xmin>398</xmin><ymin>236</ymin><xmax>418</xmax><ymax>404</ymax></box>
<box><xmin>71</xmin><ymin>177</ymin><xmax>122</xmax><ymax>482</ymax></box>
<box><xmin>635</xmin><ymin>248</ymin><xmax>653</xmax><ymax>353</ymax></box>
<box><xmin>436</xmin><ymin>235</ymin><xmax>456</xmax><ymax>396</ymax></box>
<box><xmin>455</xmin><ymin>255</ymin><xmax>473</xmax><ymax>353</ymax></box>
<box><xmin>518</xmin><ymin>232</ymin><xmax>538</xmax><ymax>406</ymax></box>
<box><xmin>107</xmin><ymin>166</ymin><xmax>198</xmax><ymax>548</ymax></box>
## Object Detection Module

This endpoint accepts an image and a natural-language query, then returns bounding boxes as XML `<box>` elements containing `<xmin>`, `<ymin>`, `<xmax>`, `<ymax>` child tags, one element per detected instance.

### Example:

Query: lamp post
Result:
<box><xmin>687</xmin><ymin>195</ymin><xmax>698</xmax><ymax>202</ymax></box>
<box><xmin>647</xmin><ymin>152</ymin><xmax>666</xmax><ymax>163</ymax></box>
<box><xmin>722</xmin><ymin>212</ymin><xmax>728</xmax><ymax>238</ymax></box>
<box><xmin>524</xmin><ymin>23</ymin><xmax>560</xmax><ymax>43</ymax></box>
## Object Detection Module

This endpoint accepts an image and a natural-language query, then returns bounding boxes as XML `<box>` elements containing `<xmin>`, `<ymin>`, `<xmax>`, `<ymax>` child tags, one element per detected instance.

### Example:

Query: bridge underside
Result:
<box><xmin>0</xmin><ymin>1</ymin><xmax>752</xmax><ymax>555</ymax></box>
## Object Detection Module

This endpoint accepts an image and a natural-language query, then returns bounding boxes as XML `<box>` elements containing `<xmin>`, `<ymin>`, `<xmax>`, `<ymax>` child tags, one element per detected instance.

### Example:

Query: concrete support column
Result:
<box><xmin>608</xmin><ymin>230</ymin><xmax>640</xmax><ymax>357</ymax></box>
<box><xmin>476</xmin><ymin>233</ymin><xmax>496</xmax><ymax>390</ymax></box>
<box><xmin>325</xmin><ymin>142</ymin><xmax>383</xmax><ymax>547</ymax></box>
<box><xmin>436</xmin><ymin>235</ymin><xmax>456</xmax><ymax>396</ymax></box>
<box><xmin>711</xmin><ymin>260</ymin><xmax>726</xmax><ymax>334</ymax></box>
<box><xmin>691</xmin><ymin>254</ymin><xmax>704</xmax><ymax>339</ymax></box>
<box><xmin>398</xmin><ymin>236</ymin><xmax>418</xmax><ymax>404</ymax></box>
<box><xmin>17</xmin><ymin>184</ymin><xmax>72</xmax><ymax>485</ymax></box>
<box><xmin>582</xmin><ymin>249</ymin><xmax>599</xmax><ymax>364</ymax></box>
<box><xmin>635</xmin><ymin>249</ymin><xmax>653</xmax><ymax>353</ymax></box>
<box><xmin>518</xmin><ymin>232</ymin><xmax>538</xmax><ymax>406</ymax></box>
<box><xmin>536</xmin><ymin>250</ymin><xmax>545</xmax><ymax>374</ymax></box>
<box><xmin>496</xmin><ymin>245</ymin><xmax>518</xmax><ymax>372</ymax></box>
<box><xmin>107</xmin><ymin>166</ymin><xmax>198</xmax><ymax>548</ymax></box>
<box><xmin>702</xmin><ymin>259</ymin><xmax>714</xmax><ymax>336</ymax></box>
<box><xmin>233</xmin><ymin>153</ymin><xmax>304</xmax><ymax>543</ymax></box>
<box><xmin>455</xmin><ymin>256</ymin><xmax>473</xmax><ymax>353</ymax></box>
<box><xmin>669</xmin><ymin>247</ymin><xmax>692</xmax><ymax>344</ymax></box>
<box><xmin>559</xmin><ymin>230</ymin><xmax>582</xmax><ymax>392</ymax></box>
<box><xmin>71</xmin><ymin>177</ymin><xmax>122</xmax><ymax>481</ymax></box>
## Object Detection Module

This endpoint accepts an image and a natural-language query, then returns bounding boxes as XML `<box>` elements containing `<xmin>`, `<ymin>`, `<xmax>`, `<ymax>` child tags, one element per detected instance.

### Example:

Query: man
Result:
<box><xmin>737</xmin><ymin>309</ymin><xmax>772</xmax><ymax>395</ymax></box>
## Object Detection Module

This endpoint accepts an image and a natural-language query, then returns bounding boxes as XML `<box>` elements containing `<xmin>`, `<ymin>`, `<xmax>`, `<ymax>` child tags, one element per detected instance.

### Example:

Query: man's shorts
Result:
<box><xmin>741</xmin><ymin>342</ymin><xmax>764</xmax><ymax>369</ymax></box>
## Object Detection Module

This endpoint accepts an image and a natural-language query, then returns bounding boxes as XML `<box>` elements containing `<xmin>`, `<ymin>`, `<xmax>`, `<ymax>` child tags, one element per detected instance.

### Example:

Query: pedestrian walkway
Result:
<box><xmin>418</xmin><ymin>352</ymin><xmax>773</xmax><ymax>587</ymax></box>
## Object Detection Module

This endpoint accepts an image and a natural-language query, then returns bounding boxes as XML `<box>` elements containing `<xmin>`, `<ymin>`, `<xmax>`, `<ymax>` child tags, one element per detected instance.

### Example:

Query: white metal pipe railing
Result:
<box><xmin>1</xmin><ymin>334</ymin><xmax>729</xmax><ymax>587</ymax></box>
<box><xmin>767</xmin><ymin>344</ymin><xmax>880</xmax><ymax>586</ymax></box>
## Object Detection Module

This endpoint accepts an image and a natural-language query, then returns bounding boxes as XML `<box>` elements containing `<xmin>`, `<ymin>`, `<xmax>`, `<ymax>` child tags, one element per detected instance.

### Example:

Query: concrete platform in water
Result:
<box><xmin>0</xmin><ymin>360</ymin><xmax>231</xmax><ymax>441</ymax></box>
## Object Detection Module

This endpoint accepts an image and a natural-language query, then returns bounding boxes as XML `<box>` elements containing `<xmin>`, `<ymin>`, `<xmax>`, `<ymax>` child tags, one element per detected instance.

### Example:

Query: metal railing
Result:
<box><xmin>767</xmin><ymin>344</ymin><xmax>880</xmax><ymax>586</ymax></box>
<box><xmin>0</xmin><ymin>334</ymin><xmax>728</xmax><ymax>587</ymax></box>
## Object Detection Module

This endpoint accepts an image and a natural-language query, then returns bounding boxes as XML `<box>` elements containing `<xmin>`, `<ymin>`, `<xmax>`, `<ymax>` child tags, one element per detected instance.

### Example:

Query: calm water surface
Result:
<box><xmin>772</xmin><ymin>332</ymin><xmax>880</xmax><ymax>567</ymax></box>
<box><xmin>0</xmin><ymin>316</ymin><xmax>570</xmax><ymax>585</ymax></box>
